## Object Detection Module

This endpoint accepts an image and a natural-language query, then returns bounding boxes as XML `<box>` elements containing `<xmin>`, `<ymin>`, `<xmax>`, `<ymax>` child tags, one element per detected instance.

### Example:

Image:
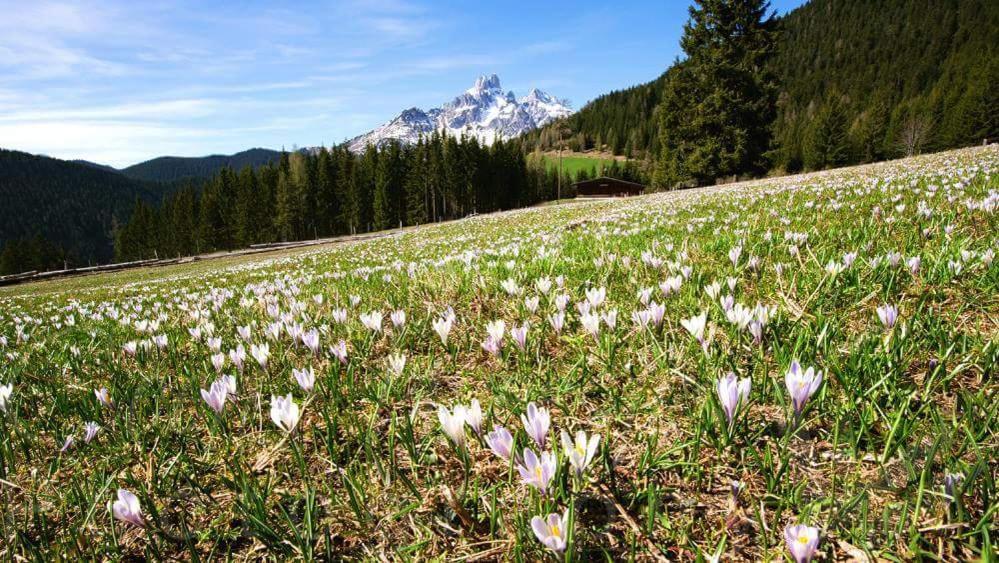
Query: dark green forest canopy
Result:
<box><xmin>524</xmin><ymin>0</ymin><xmax>999</xmax><ymax>173</ymax></box>
<box><xmin>0</xmin><ymin>149</ymin><xmax>167</xmax><ymax>273</ymax></box>
<box><xmin>120</xmin><ymin>148</ymin><xmax>283</xmax><ymax>183</ymax></box>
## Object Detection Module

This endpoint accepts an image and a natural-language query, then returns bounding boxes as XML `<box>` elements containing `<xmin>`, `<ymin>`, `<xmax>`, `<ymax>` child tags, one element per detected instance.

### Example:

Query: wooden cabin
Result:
<box><xmin>573</xmin><ymin>176</ymin><xmax>645</xmax><ymax>198</ymax></box>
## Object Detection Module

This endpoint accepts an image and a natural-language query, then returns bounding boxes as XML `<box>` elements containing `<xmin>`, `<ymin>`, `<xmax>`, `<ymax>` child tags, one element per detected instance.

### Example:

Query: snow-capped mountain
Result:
<box><xmin>347</xmin><ymin>74</ymin><xmax>571</xmax><ymax>153</ymax></box>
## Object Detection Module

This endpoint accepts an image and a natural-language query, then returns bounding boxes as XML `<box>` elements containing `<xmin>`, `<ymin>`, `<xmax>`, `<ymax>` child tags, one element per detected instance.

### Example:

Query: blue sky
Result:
<box><xmin>0</xmin><ymin>0</ymin><xmax>806</xmax><ymax>168</ymax></box>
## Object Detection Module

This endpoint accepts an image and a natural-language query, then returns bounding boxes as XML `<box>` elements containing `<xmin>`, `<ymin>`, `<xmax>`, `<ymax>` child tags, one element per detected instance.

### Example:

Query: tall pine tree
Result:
<box><xmin>655</xmin><ymin>0</ymin><xmax>777</xmax><ymax>186</ymax></box>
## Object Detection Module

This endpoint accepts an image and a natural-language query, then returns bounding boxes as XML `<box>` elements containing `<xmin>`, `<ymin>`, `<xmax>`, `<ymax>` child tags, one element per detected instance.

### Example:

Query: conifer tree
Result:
<box><xmin>656</xmin><ymin>0</ymin><xmax>777</xmax><ymax>186</ymax></box>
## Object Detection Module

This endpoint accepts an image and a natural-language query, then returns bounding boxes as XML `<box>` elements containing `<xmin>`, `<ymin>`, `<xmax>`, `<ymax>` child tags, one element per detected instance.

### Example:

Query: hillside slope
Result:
<box><xmin>121</xmin><ymin>148</ymin><xmax>282</xmax><ymax>182</ymax></box>
<box><xmin>0</xmin><ymin>150</ymin><xmax>164</xmax><ymax>268</ymax></box>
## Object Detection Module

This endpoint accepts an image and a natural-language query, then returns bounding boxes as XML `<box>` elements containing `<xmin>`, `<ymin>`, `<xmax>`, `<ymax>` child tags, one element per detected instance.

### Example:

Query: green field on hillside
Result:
<box><xmin>533</xmin><ymin>154</ymin><xmax>617</xmax><ymax>177</ymax></box>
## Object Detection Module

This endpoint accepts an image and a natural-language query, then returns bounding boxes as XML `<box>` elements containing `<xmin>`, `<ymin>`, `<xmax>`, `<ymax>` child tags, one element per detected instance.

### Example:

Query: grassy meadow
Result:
<box><xmin>533</xmin><ymin>153</ymin><xmax>619</xmax><ymax>178</ymax></box>
<box><xmin>0</xmin><ymin>146</ymin><xmax>996</xmax><ymax>561</ymax></box>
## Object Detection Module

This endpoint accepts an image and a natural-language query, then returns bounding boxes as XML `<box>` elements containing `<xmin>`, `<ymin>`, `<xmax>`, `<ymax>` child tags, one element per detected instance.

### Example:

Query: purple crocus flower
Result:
<box><xmin>200</xmin><ymin>379</ymin><xmax>228</xmax><ymax>413</ymax></box>
<box><xmin>785</xmin><ymin>361</ymin><xmax>823</xmax><ymax>417</ymax></box>
<box><xmin>485</xmin><ymin>425</ymin><xmax>514</xmax><ymax>460</ymax></box>
<box><xmin>511</xmin><ymin>323</ymin><xmax>529</xmax><ymax>350</ymax></box>
<box><xmin>517</xmin><ymin>448</ymin><xmax>556</xmax><ymax>494</ymax></box>
<box><xmin>784</xmin><ymin>524</ymin><xmax>819</xmax><ymax>563</ymax></box>
<box><xmin>84</xmin><ymin>421</ymin><xmax>100</xmax><ymax>443</ymax></box>
<box><xmin>329</xmin><ymin>340</ymin><xmax>348</xmax><ymax>364</ymax></box>
<box><xmin>112</xmin><ymin>489</ymin><xmax>145</xmax><ymax>527</ymax></box>
<box><xmin>876</xmin><ymin>304</ymin><xmax>898</xmax><ymax>329</ymax></box>
<box><xmin>521</xmin><ymin>402</ymin><xmax>550</xmax><ymax>448</ymax></box>
<box><xmin>944</xmin><ymin>472</ymin><xmax>964</xmax><ymax>501</ymax></box>
<box><xmin>531</xmin><ymin>510</ymin><xmax>569</xmax><ymax>553</ymax></box>
<box><xmin>716</xmin><ymin>372</ymin><xmax>751</xmax><ymax>424</ymax></box>
<box><xmin>293</xmin><ymin>367</ymin><xmax>315</xmax><ymax>393</ymax></box>
<box><xmin>95</xmin><ymin>388</ymin><xmax>112</xmax><ymax>408</ymax></box>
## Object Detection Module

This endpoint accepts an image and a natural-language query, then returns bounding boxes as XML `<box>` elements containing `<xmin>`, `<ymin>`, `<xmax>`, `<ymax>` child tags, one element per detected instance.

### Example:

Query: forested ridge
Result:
<box><xmin>524</xmin><ymin>0</ymin><xmax>998</xmax><ymax>176</ymax></box>
<box><xmin>120</xmin><ymin>148</ymin><xmax>283</xmax><ymax>183</ymax></box>
<box><xmin>0</xmin><ymin>150</ymin><xmax>166</xmax><ymax>274</ymax></box>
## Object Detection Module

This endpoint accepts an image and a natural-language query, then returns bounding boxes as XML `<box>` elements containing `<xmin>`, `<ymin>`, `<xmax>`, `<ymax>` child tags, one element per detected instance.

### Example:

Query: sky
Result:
<box><xmin>0</xmin><ymin>0</ymin><xmax>806</xmax><ymax>168</ymax></box>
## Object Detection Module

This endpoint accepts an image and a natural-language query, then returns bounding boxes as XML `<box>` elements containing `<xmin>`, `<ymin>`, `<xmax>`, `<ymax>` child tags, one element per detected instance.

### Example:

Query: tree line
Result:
<box><xmin>114</xmin><ymin>133</ymin><xmax>568</xmax><ymax>261</ymax></box>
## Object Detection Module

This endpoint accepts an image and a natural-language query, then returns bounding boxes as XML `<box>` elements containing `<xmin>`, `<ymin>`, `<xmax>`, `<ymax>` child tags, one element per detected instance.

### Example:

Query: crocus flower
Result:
<box><xmin>122</xmin><ymin>341</ymin><xmax>138</xmax><ymax>357</ymax></box>
<box><xmin>0</xmin><ymin>382</ymin><xmax>11</xmax><ymax>413</ymax></box>
<box><xmin>219</xmin><ymin>374</ymin><xmax>237</xmax><ymax>397</ymax></box>
<box><xmin>784</xmin><ymin>524</ymin><xmax>820</xmax><ymax>563</ymax></box>
<box><xmin>785</xmin><ymin>361</ymin><xmax>823</xmax><ymax>417</ymax></box>
<box><xmin>521</xmin><ymin>402</ymin><xmax>550</xmax><ymax>448</ymax></box>
<box><xmin>270</xmin><ymin>394</ymin><xmax>300</xmax><ymax>433</ymax></box>
<box><xmin>517</xmin><ymin>448</ymin><xmax>556</xmax><ymax>494</ymax></box>
<box><xmin>876</xmin><ymin>304</ymin><xmax>898</xmax><ymax>329</ymax></box>
<box><xmin>944</xmin><ymin>472</ymin><xmax>964</xmax><ymax>501</ymax></box>
<box><xmin>535</xmin><ymin>277</ymin><xmax>553</xmax><ymax>294</ymax></box>
<box><xmin>717</xmin><ymin>372</ymin><xmax>751</xmax><ymax>424</ymax></box>
<box><xmin>387</xmin><ymin>353</ymin><xmax>407</xmax><ymax>376</ymax></box>
<box><xmin>481</xmin><ymin>336</ymin><xmax>501</xmax><ymax>356</ymax></box>
<box><xmin>59</xmin><ymin>435</ymin><xmax>75</xmax><ymax>453</ymax></box>
<box><xmin>200</xmin><ymin>380</ymin><xmax>228</xmax><ymax>413</ymax></box>
<box><xmin>390</xmin><ymin>310</ymin><xmax>406</xmax><ymax>328</ymax></box>
<box><xmin>437</xmin><ymin>404</ymin><xmax>467</xmax><ymax>447</ymax></box>
<box><xmin>524</xmin><ymin>296</ymin><xmax>540</xmax><ymax>313</ymax></box>
<box><xmin>293</xmin><ymin>367</ymin><xmax>315</xmax><ymax>393</ymax></box>
<box><xmin>731</xmin><ymin>480</ymin><xmax>743</xmax><ymax>503</ymax></box>
<box><xmin>432</xmin><ymin>315</ymin><xmax>453</xmax><ymax>345</ymax></box>
<box><xmin>95</xmin><ymin>387</ymin><xmax>112</xmax><ymax>408</ymax></box>
<box><xmin>153</xmin><ymin>334</ymin><xmax>168</xmax><ymax>350</ymax></box>
<box><xmin>112</xmin><ymin>489</ymin><xmax>145</xmax><ymax>527</ymax></box>
<box><xmin>329</xmin><ymin>340</ymin><xmax>348</xmax><ymax>364</ymax></box>
<box><xmin>681</xmin><ymin>312</ymin><xmax>708</xmax><ymax>344</ymax></box>
<box><xmin>648</xmin><ymin>302</ymin><xmax>666</xmax><ymax>326</ymax></box>
<box><xmin>464</xmin><ymin>399</ymin><xmax>483</xmax><ymax>435</ymax></box>
<box><xmin>84</xmin><ymin>421</ymin><xmax>100</xmax><ymax>443</ymax></box>
<box><xmin>585</xmin><ymin>286</ymin><xmax>606</xmax><ymax>308</ymax></box>
<box><xmin>302</xmin><ymin>329</ymin><xmax>320</xmax><ymax>355</ymax></box>
<box><xmin>229</xmin><ymin>345</ymin><xmax>246</xmax><ymax>372</ymax></box>
<box><xmin>729</xmin><ymin>245</ymin><xmax>742</xmax><ymax>267</ymax></box>
<box><xmin>360</xmin><ymin>311</ymin><xmax>383</xmax><ymax>333</ymax></box>
<box><xmin>511</xmin><ymin>323</ymin><xmax>529</xmax><ymax>350</ymax></box>
<box><xmin>486</xmin><ymin>320</ymin><xmax>506</xmax><ymax>343</ymax></box>
<box><xmin>580</xmin><ymin>312</ymin><xmax>600</xmax><ymax>337</ymax></box>
<box><xmin>211</xmin><ymin>353</ymin><xmax>226</xmax><ymax>373</ymax></box>
<box><xmin>250</xmin><ymin>343</ymin><xmax>270</xmax><ymax>370</ymax></box>
<box><xmin>485</xmin><ymin>425</ymin><xmax>514</xmax><ymax>460</ymax></box>
<box><xmin>548</xmin><ymin>312</ymin><xmax>565</xmax><ymax>334</ymax></box>
<box><xmin>531</xmin><ymin>510</ymin><xmax>569</xmax><ymax>553</ymax></box>
<box><xmin>560</xmin><ymin>430</ymin><xmax>600</xmax><ymax>477</ymax></box>
<box><xmin>601</xmin><ymin>309</ymin><xmax>618</xmax><ymax>330</ymax></box>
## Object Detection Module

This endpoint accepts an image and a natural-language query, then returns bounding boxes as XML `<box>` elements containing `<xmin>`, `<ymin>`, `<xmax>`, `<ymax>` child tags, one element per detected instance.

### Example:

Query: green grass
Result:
<box><xmin>534</xmin><ymin>153</ymin><xmax>618</xmax><ymax>177</ymax></box>
<box><xmin>0</xmin><ymin>146</ymin><xmax>996</xmax><ymax>561</ymax></box>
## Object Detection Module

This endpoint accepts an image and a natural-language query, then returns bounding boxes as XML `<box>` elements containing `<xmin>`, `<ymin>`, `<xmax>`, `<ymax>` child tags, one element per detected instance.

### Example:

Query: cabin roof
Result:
<box><xmin>571</xmin><ymin>176</ymin><xmax>646</xmax><ymax>189</ymax></box>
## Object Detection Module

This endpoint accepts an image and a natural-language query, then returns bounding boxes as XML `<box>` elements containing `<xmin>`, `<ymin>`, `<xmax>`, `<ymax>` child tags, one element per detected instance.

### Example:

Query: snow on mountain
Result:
<box><xmin>346</xmin><ymin>74</ymin><xmax>571</xmax><ymax>153</ymax></box>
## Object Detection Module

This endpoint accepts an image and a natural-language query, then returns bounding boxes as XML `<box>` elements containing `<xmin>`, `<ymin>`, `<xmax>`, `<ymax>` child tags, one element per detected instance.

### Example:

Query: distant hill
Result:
<box><xmin>524</xmin><ymin>0</ymin><xmax>999</xmax><ymax>170</ymax></box>
<box><xmin>0</xmin><ymin>149</ymin><xmax>165</xmax><ymax>268</ymax></box>
<box><xmin>72</xmin><ymin>159</ymin><xmax>120</xmax><ymax>174</ymax></box>
<box><xmin>121</xmin><ymin>148</ymin><xmax>283</xmax><ymax>182</ymax></box>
